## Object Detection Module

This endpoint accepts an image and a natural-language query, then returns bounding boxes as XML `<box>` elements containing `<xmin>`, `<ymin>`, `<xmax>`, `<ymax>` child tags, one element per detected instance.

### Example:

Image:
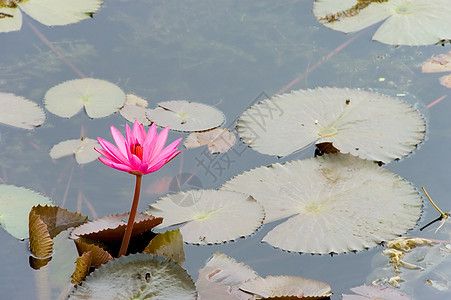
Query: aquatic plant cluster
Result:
<box><xmin>0</xmin><ymin>0</ymin><xmax>450</xmax><ymax>299</ymax></box>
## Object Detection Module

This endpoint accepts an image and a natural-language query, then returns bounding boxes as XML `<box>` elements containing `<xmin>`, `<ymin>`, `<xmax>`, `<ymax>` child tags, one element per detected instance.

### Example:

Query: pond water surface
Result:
<box><xmin>0</xmin><ymin>1</ymin><xmax>450</xmax><ymax>299</ymax></box>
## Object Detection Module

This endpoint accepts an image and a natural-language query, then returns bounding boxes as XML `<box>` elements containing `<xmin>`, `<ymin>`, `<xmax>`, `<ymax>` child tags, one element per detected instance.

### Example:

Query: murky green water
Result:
<box><xmin>1</xmin><ymin>1</ymin><xmax>450</xmax><ymax>299</ymax></box>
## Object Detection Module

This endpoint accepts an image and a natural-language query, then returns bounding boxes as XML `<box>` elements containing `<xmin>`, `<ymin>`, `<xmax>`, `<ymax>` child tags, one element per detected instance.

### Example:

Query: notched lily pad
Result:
<box><xmin>119</xmin><ymin>93</ymin><xmax>151</xmax><ymax>125</ymax></box>
<box><xmin>147</xmin><ymin>190</ymin><xmax>265</xmax><ymax>244</ymax></box>
<box><xmin>73</xmin><ymin>238</ymin><xmax>113</xmax><ymax>268</ymax></box>
<box><xmin>50</xmin><ymin>137</ymin><xmax>101</xmax><ymax>164</ymax></box>
<box><xmin>143</xmin><ymin>228</ymin><xmax>185</xmax><ymax>266</ymax></box>
<box><xmin>237</xmin><ymin>87</ymin><xmax>425</xmax><ymax>163</ymax></box>
<box><xmin>0</xmin><ymin>184</ymin><xmax>53</xmax><ymax>240</ymax></box>
<box><xmin>68</xmin><ymin>254</ymin><xmax>197</xmax><ymax>299</ymax></box>
<box><xmin>29</xmin><ymin>209</ymin><xmax>54</xmax><ymax>260</ymax></box>
<box><xmin>313</xmin><ymin>0</ymin><xmax>451</xmax><ymax>46</ymax></box>
<box><xmin>0</xmin><ymin>92</ymin><xmax>45</xmax><ymax>129</ymax></box>
<box><xmin>222</xmin><ymin>153</ymin><xmax>422</xmax><ymax>254</ymax></box>
<box><xmin>184</xmin><ymin>128</ymin><xmax>237</xmax><ymax>154</ymax></box>
<box><xmin>31</xmin><ymin>205</ymin><xmax>88</xmax><ymax>238</ymax></box>
<box><xmin>146</xmin><ymin>100</ymin><xmax>225</xmax><ymax>131</ymax></box>
<box><xmin>44</xmin><ymin>78</ymin><xmax>126</xmax><ymax>118</ymax></box>
<box><xmin>0</xmin><ymin>0</ymin><xmax>103</xmax><ymax>33</ymax></box>
<box><xmin>71</xmin><ymin>250</ymin><xmax>93</xmax><ymax>285</ymax></box>
<box><xmin>70</xmin><ymin>212</ymin><xmax>162</xmax><ymax>242</ymax></box>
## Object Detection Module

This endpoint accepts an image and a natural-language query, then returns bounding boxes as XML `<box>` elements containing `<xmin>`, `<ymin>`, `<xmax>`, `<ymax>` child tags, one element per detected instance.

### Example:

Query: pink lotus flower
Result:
<box><xmin>95</xmin><ymin>120</ymin><xmax>181</xmax><ymax>176</ymax></box>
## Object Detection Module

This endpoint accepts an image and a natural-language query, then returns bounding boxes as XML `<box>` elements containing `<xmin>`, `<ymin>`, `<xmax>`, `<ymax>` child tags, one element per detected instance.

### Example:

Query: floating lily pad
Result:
<box><xmin>222</xmin><ymin>154</ymin><xmax>422</xmax><ymax>254</ymax></box>
<box><xmin>44</xmin><ymin>78</ymin><xmax>126</xmax><ymax>118</ymax></box>
<box><xmin>237</xmin><ymin>87</ymin><xmax>425</xmax><ymax>163</ymax></box>
<box><xmin>49</xmin><ymin>137</ymin><xmax>101</xmax><ymax>164</ymax></box>
<box><xmin>0</xmin><ymin>185</ymin><xmax>53</xmax><ymax>240</ymax></box>
<box><xmin>184</xmin><ymin>128</ymin><xmax>237</xmax><ymax>154</ymax></box>
<box><xmin>0</xmin><ymin>93</ymin><xmax>46</xmax><ymax>129</ymax></box>
<box><xmin>70</xmin><ymin>212</ymin><xmax>162</xmax><ymax>242</ymax></box>
<box><xmin>240</xmin><ymin>275</ymin><xmax>332</xmax><ymax>299</ymax></box>
<box><xmin>68</xmin><ymin>254</ymin><xmax>197</xmax><ymax>299</ymax></box>
<box><xmin>0</xmin><ymin>0</ymin><xmax>103</xmax><ymax>33</ymax></box>
<box><xmin>146</xmin><ymin>100</ymin><xmax>225</xmax><ymax>132</ymax></box>
<box><xmin>119</xmin><ymin>93</ymin><xmax>151</xmax><ymax>125</ymax></box>
<box><xmin>313</xmin><ymin>0</ymin><xmax>451</xmax><ymax>46</ymax></box>
<box><xmin>196</xmin><ymin>252</ymin><xmax>258</xmax><ymax>300</ymax></box>
<box><xmin>147</xmin><ymin>190</ymin><xmax>265</xmax><ymax>244</ymax></box>
<box><xmin>143</xmin><ymin>228</ymin><xmax>185</xmax><ymax>266</ymax></box>
<box><xmin>29</xmin><ymin>209</ymin><xmax>54</xmax><ymax>260</ymax></box>
<box><xmin>343</xmin><ymin>284</ymin><xmax>411</xmax><ymax>300</ymax></box>
<box><xmin>0</xmin><ymin>6</ymin><xmax>22</xmax><ymax>33</ymax></box>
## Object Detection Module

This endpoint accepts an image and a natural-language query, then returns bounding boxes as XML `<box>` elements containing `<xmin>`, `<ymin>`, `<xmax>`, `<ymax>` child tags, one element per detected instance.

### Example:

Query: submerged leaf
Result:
<box><xmin>44</xmin><ymin>78</ymin><xmax>126</xmax><ymax>118</ymax></box>
<box><xmin>239</xmin><ymin>275</ymin><xmax>332</xmax><ymax>299</ymax></box>
<box><xmin>0</xmin><ymin>92</ymin><xmax>45</xmax><ymax>129</ymax></box>
<box><xmin>50</xmin><ymin>137</ymin><xmax>101</xmax><ymax>164</ymax></box>
<box><xmin>147</xmin><ymin>190</ymin><xmax>265</xmax><ymax>244</ymax></box>
<box><xmin>422</xmin><ymin>51</ymin><xmax>451</xmax><ymax>73</ymax></box>
<box><xmin>222</xmin><ymin>154</ymin><xmax>422</xmax><ymax>254</ymax></box>
<box><xmin>0</xmin><ymin>185</ymin><xmax>53</xmax><ymax>240</ymax></box>
<box><xmin>184</xmin><ymin>128</ymin><xmax>237</xmax><ymax>154</ymax></box>
<box><xmin>237</xmin><ymin>87</ymin><xmax>425</xmax><ymax>163</ymax></box>
<box><xmin>342</xmin><ymin>284</ymin><xmax>411</xmax><ymax>300</ymax></box>
<box><xmin>143</xmin><ymin>228</ymin><xmax>185</xmax><ymax>266</ymax></box>
<box><xmin>70</xmin><ymin>212</ymin><xmax>162</xmax><ymax>242</ymax></box>
<box><xmin>313</xmin><ymin>0</ymin><xmax>451</xmax><ymax>46</ymax></box>
<box><xmin>146</xmin><ymin>100</ymin><xmax>225</xmax><ymax>131</ymax></box>
<box><xmin>68</xmin><ymin>254</ymin><xmax>197</xmax><ymax>299</ymax></box>
<box><xmin>196</xmin><ymin>252</ymin><xmax>258</xmax><ymax>300</ymax></box>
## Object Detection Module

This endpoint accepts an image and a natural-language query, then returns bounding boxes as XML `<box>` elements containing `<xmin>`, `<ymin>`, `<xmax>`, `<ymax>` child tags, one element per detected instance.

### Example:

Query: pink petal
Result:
<box><xmin>142</xmin><ymin>123</ymin><xmax>157</xmax><ymax>162</ymax></box>
<box><xmin>151</xmin><ymin>138</ymin><xmax>182</xmax><ymax>163</ymax></box>
<box><xmin>110</xmin><ymin>126</ymin><xmax>128</xmax><ymax>158</ymax></box>
<box><xmin>149</xmin><ymin>126</ymin><xmax>169</xmax><ymax>161</ymax></box>
<box><xmin>97</xmin><ymin>138</ymin><xmax>129</xmax><ymax>165</ymax></box>
<box><xmin>132</xmin><ymin>120</ymin><xmax>146</xmax><ymax>145</ymax></box>
<box><xmin>125</xmin><ymin>123</ymin><xmax>135</xmax><ymax>147</ymax></box>
<box><xmin>98</xmin><ymin>157</ymin><xmax>133</xmax><ymax>172</ymax></box>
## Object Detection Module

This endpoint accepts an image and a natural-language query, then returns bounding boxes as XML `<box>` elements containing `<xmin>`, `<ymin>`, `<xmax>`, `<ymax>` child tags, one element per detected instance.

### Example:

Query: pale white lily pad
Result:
<box><xmin>69</xmin><ymin>254</ymin><xmax>197</xmax><ymax>299</ymax></box>
<box><xmin>119</xmin><ymin>93</ymin><xmax>151</xmax><ymax>125</ymax></box>
<box><xmin>146</xmin><ymin>100</ymin><xmax>225</xmax><ymax>132</ymax></box>
<box><xmin>0</xmin><ymin>93</ymin><xmax>45</xmax><ymax>129</ymax></box>
<box><xmin>313</xmin><ymin>0</ymin><xmax>451</xmax><ymax>46</ymax></box>
<box><xmin>240</xmin><ymin>276</ymin><xmax>332</xmax><ymax>299</ymax></box>
<box><xmin>0</xmin><ymin>184</ymin><xmax>53</xmax><ymax>240</ymax></box>
<box><xmin>196</xmin><ymin>252</ymin><xmax>258</xmax><ymax>300</ymax></box>
<box><xmin>19</xmin><ymin>0</ymin><xmax>102</xmax><ymax>26</ymax></box>
<box><xmin>184</xmin><ymin>128</ymin><xmax>236</xmax><ymax>154</ymax></box>
<box><xmin>147</xmin><ymin>190</ymin><xmax>264</xmax><ymax>244</ymax></box>
<box><xmin>0</xmin><ymin>6</ymin><xmax>22</xmax><ymax>33</ymax></box>
<box><xmin>237</xmin><ymin>87</ymin><xmax>425</xmax><ymax>163</ymax></box>
<box><xmin>222</xmin><ymin>154</ymin><xmax>422</xmax><ymax>254</ymax></box>
<box><xmin>49</xmin><ymin>137</ymin><xmax>100</xmax><ymax>164</ymax></box>
<box><xmin>0</xmin><ymin>0</ymin><xmax>102</xmax><ymax>33</ymax></box>
<box><xmin>44</xmin><ymin>78</ymin><xmax>125</xmax><ymax>118</ymax></box>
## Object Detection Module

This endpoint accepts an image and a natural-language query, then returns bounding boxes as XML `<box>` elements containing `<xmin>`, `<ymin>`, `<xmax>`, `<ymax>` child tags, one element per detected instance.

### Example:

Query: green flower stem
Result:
<box><xmin>118</xmin><ymin>174</ymin><xmax>142</xmax><ymax>257</ymax></box>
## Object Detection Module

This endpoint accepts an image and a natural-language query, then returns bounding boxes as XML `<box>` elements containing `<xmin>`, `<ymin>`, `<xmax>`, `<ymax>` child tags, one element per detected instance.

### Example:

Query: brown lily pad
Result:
<box><xmin>143</xmin><ymin>228</ymin><xmax>185</xmax><ymax>266</ymax></box>
<box><xmin>74</xmin><ymin>238</ymin><xmax>113</xmax><ymax>268</ymax></box>
<box><xmin>71</xmin><ymin>250</ymin><xmax>93</xmax><ymax>285</ymax></box>
<box><xmin>70</xmin><ymin>212</ymin><xmax>162</xmax><ymax>242</ymax></box>
<box><xmin>32</xmin><ymin>205</ymin><xmax>88</xmax><ymax>238</ymax></box>
<box><xmin>29</xmin><ymin>209</ymin><xmax>54</xmax><ymax>260</ymax></box>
